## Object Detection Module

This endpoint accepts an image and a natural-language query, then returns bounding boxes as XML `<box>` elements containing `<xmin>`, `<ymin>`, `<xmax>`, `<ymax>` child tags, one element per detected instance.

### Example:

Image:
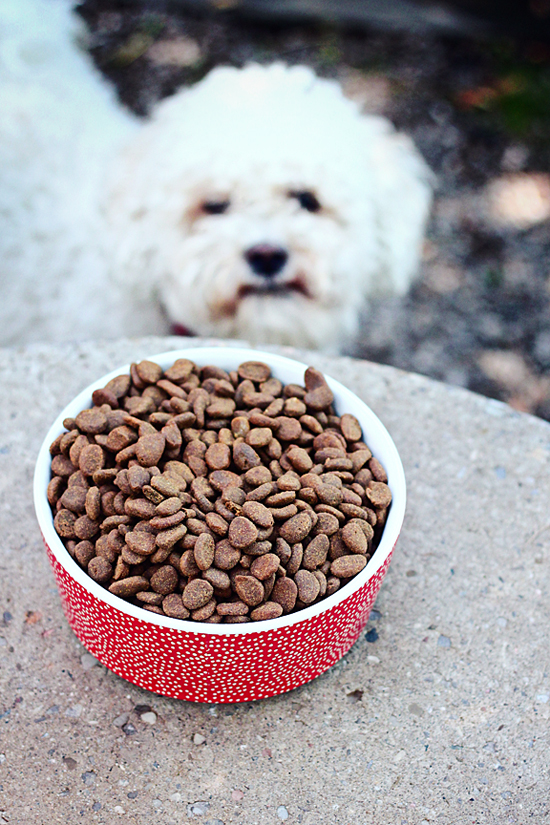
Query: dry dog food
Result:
<box><xmin>48</xmin><ymin>358</ymin><xmax>392</xmax><ymax>623</ymax></box>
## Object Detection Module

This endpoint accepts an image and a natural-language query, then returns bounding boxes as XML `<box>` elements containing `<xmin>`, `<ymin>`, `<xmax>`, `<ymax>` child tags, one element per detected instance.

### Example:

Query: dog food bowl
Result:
<box><xmin>34</xmin><ymin>347</ymin><xmax>406</xmax><ymax>703</ymax></box>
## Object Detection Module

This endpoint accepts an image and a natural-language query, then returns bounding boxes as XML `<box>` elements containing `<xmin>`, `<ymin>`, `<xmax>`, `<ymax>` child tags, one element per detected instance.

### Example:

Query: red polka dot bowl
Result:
<box><xmin>34</xmin><ymin>347</ymin><xmax>406</xmax><ymax>703</ymax></box>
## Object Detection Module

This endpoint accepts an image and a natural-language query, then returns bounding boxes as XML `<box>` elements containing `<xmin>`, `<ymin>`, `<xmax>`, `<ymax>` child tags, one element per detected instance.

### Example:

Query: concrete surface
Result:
<box><xmin>1</xmin><ymin>336</ymin><xmax>549</xmax><ymax>824</ymax></box>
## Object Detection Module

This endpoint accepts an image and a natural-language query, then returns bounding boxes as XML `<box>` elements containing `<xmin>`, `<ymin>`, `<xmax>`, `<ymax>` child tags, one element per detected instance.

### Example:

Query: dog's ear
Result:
<box><xmin>366</xmin><ymin>118</ymin><xmax>433</xmax><ymax>296</ymax></box>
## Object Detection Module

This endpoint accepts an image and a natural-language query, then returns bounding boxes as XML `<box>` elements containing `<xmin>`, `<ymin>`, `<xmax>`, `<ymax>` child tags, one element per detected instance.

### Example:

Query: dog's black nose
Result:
<box><xmin>245</xmin><ymin>244</ymin><xmax>288</xmax><ymax>277</ymax></box>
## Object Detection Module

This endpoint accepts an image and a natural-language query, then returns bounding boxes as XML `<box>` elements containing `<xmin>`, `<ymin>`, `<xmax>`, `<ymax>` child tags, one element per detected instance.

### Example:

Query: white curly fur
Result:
<box><xmin>0</xmin><ymin>0</ymin><xmax>432</xmax><ymax>351</ymax></box>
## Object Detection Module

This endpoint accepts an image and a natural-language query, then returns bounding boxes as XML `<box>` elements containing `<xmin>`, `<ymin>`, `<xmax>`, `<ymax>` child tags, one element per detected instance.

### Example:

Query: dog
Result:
<box><xmin>0</xmin><ymin>0</ymin><xmax>432</xmax><ymax>352</ymax></box>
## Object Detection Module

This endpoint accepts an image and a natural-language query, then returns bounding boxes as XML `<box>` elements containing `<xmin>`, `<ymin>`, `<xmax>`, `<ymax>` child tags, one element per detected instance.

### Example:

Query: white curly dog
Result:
<box><xmin>0</xmin><ymin>0</ymin><xmax>432</xmax><ymax>351</ymax></box>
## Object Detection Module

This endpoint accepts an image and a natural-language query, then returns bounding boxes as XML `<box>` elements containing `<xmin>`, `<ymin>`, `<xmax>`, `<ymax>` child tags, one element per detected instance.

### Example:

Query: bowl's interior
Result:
<box><xmin>34</xmin><ymin>347</ymin><xmax>406</xmax><ymax>634</ymax></box>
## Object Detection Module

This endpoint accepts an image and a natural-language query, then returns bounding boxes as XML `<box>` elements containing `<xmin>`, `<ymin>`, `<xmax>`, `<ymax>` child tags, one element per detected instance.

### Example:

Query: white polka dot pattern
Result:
<box><xmin>43</xmin><ymin>536</ymin><xmax>395</xmax><ymax>703</ymax></box>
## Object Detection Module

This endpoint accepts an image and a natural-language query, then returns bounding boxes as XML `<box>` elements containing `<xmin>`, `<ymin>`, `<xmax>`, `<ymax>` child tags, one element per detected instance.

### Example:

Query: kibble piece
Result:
<box><xmin>238</xmin><ymin>361</ymin><xmax>271</xmax><ymax>383</ymax></box>
<box><xmin>330</xmin><ymin>554</ymin><xmax>367</xmax><ymax>578</ymax></box>
<box><xmin>276</xmin><ymin>417</ymin><xmax>302</xmax><ymax>442</ymax></box>
<box><xmin>125</xmin><ymin>530</ymin><xmax>156</xmax><ymax>556</ymax></box>
<box><xmin>182</xmin><ymin>579</ymin><xmax>214</xmax><ymax>611</ymax></box>
<box><xmin>109</xmin><ymin>576</ymin><xmax>150</xmax><ymax>597</ymax></box>
<box><xmin>136</xmin><ymin>432</ymin><xmax>166</xmax><ymax>467</ymax></box>
<box><xmin>234</xmin><ymin>575</ymin><xmax>265</xmax><ymax>607</ymax></box>
<box><xmin>205</xmin><ymin>442</ymin><xmax>231</xmax><ymax>470</ymax></box>
<box><xmin>162</xmin><ymin>594</ymin><xmax>190</xmax><ymax>620</ymax></box>
<box><xmin>228</xmin><ymin>516</ymin><xmax>258</xmax><ymax>549</ymax></box>
<box><xmin>214</xmin><ymin>540</ymin><xmax>241</xmax><ymax>570</ymax></box>
<box><xmin>136</xmin><ymin>359</ymin><xmax>163</xmax><ymax>384</ymax></box>
<box><xmin>341</xmin><ymin>521</ymin><xmax>369</xmax><ymax>555</ymax></box>
<box><xmin>75</xmin><ymin>407</ymin><xmax>108</xmax><ymax>435</ymax></box>
<box><xmin>271</xmin><ymin>577</ymin><xmax>298</xmax><ymax>613</ymax></box>
<box><xmin>74</xmin><ymin>514</ymin><xmax>99</xmax><ymax>540</ymax></box>
<box><xmin>60</xmin><ymin>486</ymin><xmax>86</xmax><ymax>513</ymax></box>
<box><xmin>250</xmin><ymin>553</ymin><xmax>280</xmax><ymax>581</ymax></box>
<box><xmin>87</xmin><ymin>556</ymin><xmax>112</xmax><ymax>583</ymax></box>
<box><xmin>304</xmin><ymin>368</ymin><xmax>334</xmax><ymax>411</ymax></box>
<box><xmin>194</xmin><ymin>533</ymin><xmax>215</xmax><ymax>571</ymax></box>
<box><xmin>279</xmin><ymin>511</ymin><xmax>312</xmax><ymax>544</ymax></box>
<box><xmin>150</xmin><ymin>565</ymin><xmax>179</xmax><ymax>595</ymax></box>
<box><xmin>366</xmin><ymin>481</ymin><xmax>392</xmax><ymax>509</ymax></box>
<box><xmin>251</xmin><ymin>602</ymin><xmax>283</xmax><ymax>621</ymax></box>
<box><xmin>164</xmin><ymin>358</ymin><xmax>195</xmax><ymax>383</ymax></box>
<box><xmin>241</xmin><ymin>501</ymin><xmax>274</xmax><ymax>529</ymax></box>
<box><xmin>294</xmin><ymin>569</ymin><xmax>320</xmax><ymax>604</ymax></box>
<box><xmin>79</xmin><ymin>444</ymin><xmax>105</xmax><ymax>477</ymax></box>
<box><xmin>286</xmin><ymin>446</ymin><xmax>313</xmax><ymax>473</ymax></box>
<box><xmin>203</xmin><ymin>567</ymin><xmax>231</xmax><ymax>590</ymax></box>
<box><xmin>302</xmin><ymin>534</ymin><xmax>329</xmax><ymax>570</ymax></box>
<box><xmin>53</xmin><ymin>509</ymin><xmax>77</xmax><ymax>538</ymax></box>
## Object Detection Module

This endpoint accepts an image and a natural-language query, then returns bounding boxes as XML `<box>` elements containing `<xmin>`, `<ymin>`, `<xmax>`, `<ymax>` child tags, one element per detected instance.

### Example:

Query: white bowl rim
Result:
<box><xmin>34</xmin><ymin>346</ymin><xmax>406</xmax><ymax>636</ymax></box>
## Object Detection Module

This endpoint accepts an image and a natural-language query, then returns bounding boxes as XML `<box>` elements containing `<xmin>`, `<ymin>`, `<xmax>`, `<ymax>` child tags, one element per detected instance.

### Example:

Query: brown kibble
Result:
<box><xmin>75</xmin><ymin>407</ymin><xmax>108</xmax><ymax>435</ymax></box>
<box><xmin>241</xmin><ymin>500</ymin><xmax>274</xmax><ymax>529</ymax></box>
<box><xmin>125</xmin><ymin>530</ymin><xmax>156</xmax><ymax>556</ymax></box>
<box><xmin>294</xmin><ymin>569</ymin><xmax>320</xmax><ymax>604</ymax></box>
<box><xmin>136</xmin><ymin>359</ymin><xmax>163</xmax><ymax>384</ymax></box>
<box><xmin>238</xmin><ymin>361</ymin><xmax>271</xmax><ymax>383</ymax></box>
<box><xmin>271</xmin><ymin>577</ymin><xmax>298</xmax><ymax>613</ymax></box>
<box><xmin>228</xmin><ymin>516</ymin><xmax>258</xmax><ymax>549</ymax></box>
<box><xmin>250</xmin><ymin>553</ymin><xmax>280</xmax><ymax>581</ymax></box>
<box><xmin>203</xmin><ymin>567</ymin><xmax>231</xmax><ymax>590</ymax></box>
<box><xmin>74</xmin><ymin>540</ymin><xmax>95</xmax><ymax>567</ymax></box>
<box><xmin>85</xmin><ymin>486</ymin><xmax>101</xmax><ymax>521</ymax></box>
<box><xmin>60</xmin><ymin>485</ymin><xmax>86</xmax><ymax>513</ymax></box>
<box><xmin>74</xmin><ymin>515</ymin><xmax>99</xmax><ymax>540</ymax></box>
<box><xmin>366</xmin><ymin>481</ymin><xmax>392</xmax><ymax>509</ymax></box>
<box><xmin>251</xmin><ymin>602</ymin><xmax>283</xmax><ymax>621</ymax></box>
<box><xmin>106</xmin><ymin>425</ymin><xmax>137</xmax><ymax>453</ymax></box>
<box><xmin>340</xmin><ymin>413</ymin><xmax>362</xmax><ymax>442</ymax></box>
<box><xmin>182</xmin><ymin>579</ymin><xmax>214</xmax><ymax>610</ymax></box>
<box><xmin>78</xmin><ymin>444</ymin><xmax>105</xmax><ymax>477</ymax></box>
<box><xmin>87</xmin><ymin>556</ymin><xmax>112</xmax><ymax>583</ymax></box>
<box><xmin>330</xmin><ymin>554</ymin><xmax>367</xmax><ymax>578</ymax></box>
<box><xmin>162</xmin><ymin>593</ymin><xmax>190</xmax><ymax>620</ymax></box>
<box><xmin>369</xmin><ymin>457</ymin><xmax>388</xmax><ymax>483</ymax></box>
<box><xmin>205</xmin><ymin>442</ymin><xmax>231</xmax><ymax>470</ymax></box>
<box><xmin>53</xmin><ymin>509</ymin><xmax>77</xmax><ymax>538</ymax></box>
<box><xmin>194</xmin><ymin>533</ymin><xmax>215</xmax><ymax>571</ymax></box>
<box><xmin>214</xmin><ymin>540</ymin><xmax>241</xmax><ymax>570</ymax></box>
<box><xmin>233</xmin><ymin>441</ymin><xmax>261</xmax><ymax>472</ymax></box>
<box><xmin>216</xmin><ymin>601</ymin><xmax>249</xmax><ymax>616</ymax></box>
<box><xmin>286</xmin><ymin>446</ymin><xmax>313</xmax><ymax>473</ymax></box>
<box><xmin>302</xmin><ymin>534</ymin><xmax>329</xmax><ymax>569</ymax></box>
<box><xmin>276</xmin><ymin>417</ymin><xmax>302</xmax><ymax>442</ymax></box>
<box><xmin>164</xmin><ymin>358</ymin><xmax>194</xmax><ymax>383</ymax></box>
<box><xmin>304</xmin><ymin>367</ymin><xmax>334</xmax><ymax>411</ymax></box>
<box><xmin>136</xmin><ymin>432</ymin><xmax>165</xmax><ymax>467</ymax></box>
<box><xmin>124</xmin><ymin>497</ymin><xmax>156</xmax><ymax>519</ymax></box>
<box><xmin>109</xmin><ymin>576</ymin><xmax>150</xmax><ymax>597</ymax></box>
<box><xmin>341</xmin><ymin>521</ymin><xmax>369</xmax><ymax>555</ymax></box>
<box><xmin>279</xmin><ymin>511</ymin><xmax>312</xmax><ymax>544</ymax></box>
<box><xmin>234</xmin><ymin>575</ymin><xmax>264</xmax><ymax>607</ymax></box>
<box><xmin>150</xmin><ymin>565</ymin><xmax>179</xmax><ymax>595</ymax></box>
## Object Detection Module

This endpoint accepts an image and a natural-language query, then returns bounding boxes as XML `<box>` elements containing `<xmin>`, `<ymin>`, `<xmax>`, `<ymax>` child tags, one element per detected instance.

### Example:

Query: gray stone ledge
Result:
<box><xmin>0</xmin><ymin>336</ymin><xmax>549</xmax><ymax>822</ymax></box>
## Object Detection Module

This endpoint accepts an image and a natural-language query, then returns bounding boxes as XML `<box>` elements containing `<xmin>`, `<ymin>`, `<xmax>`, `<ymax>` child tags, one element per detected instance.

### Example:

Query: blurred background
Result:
<box><xmin>78</xmin><ymin>0</ymin><xmax>550</xmax><ymax>420</ymax></box>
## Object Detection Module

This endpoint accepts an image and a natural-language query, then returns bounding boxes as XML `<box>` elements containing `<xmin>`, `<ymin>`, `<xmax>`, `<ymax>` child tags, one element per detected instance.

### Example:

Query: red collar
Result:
<box><xmin>171</xmin><ymin>323</ymin><xmax>195</xmax><ymax>337</ymax></box>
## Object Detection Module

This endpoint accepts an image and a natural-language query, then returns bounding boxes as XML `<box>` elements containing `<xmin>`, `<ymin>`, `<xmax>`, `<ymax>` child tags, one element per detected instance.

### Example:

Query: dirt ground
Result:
<box><xmin>79</xmin><ymin>0</ymin><xmax>550</xmax><ymax>420</ymax></box>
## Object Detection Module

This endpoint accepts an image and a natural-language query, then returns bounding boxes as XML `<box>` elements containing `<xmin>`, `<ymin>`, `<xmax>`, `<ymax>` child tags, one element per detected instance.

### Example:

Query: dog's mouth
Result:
<box><xmin>237</xmin><ymin>276</ymin><xmax>312</xmax><ymax>301</ymax></box>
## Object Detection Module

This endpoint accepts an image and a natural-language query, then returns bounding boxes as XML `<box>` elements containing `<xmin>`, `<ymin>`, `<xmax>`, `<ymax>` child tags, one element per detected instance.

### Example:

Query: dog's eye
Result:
<box><xmin>289</xmin><ymin>190</ymin><xmax>321</xmax><ymax>213</ymax></box>
<box><xmin>201</xmin><ymin>200</ymin><xmax>230</xmax><ymax>215</ymax></box>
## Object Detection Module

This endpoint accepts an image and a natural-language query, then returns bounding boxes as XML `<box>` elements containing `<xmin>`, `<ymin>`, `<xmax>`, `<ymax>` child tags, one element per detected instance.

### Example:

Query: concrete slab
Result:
<box><xmin>0</xmin><ymin>336</ymin><xmax>549</xmax><ymax>824</ymax></box>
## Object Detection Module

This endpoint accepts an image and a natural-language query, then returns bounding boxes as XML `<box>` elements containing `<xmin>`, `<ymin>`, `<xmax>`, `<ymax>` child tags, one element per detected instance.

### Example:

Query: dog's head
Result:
<box><xmin>109</xmin><ymin>63</ymin><xmax>432</xmax><ymax>351</ymax></box>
